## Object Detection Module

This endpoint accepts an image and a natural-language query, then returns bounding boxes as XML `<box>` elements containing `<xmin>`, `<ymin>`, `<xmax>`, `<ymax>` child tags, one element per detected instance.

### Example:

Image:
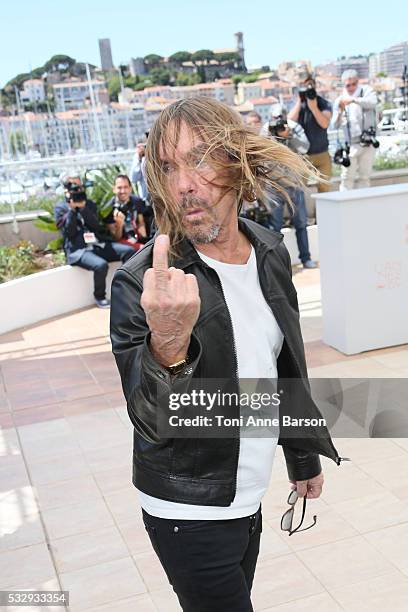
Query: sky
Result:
<box><xmin>2</xmin><ymin>0</ymin><xmax>408</xmax><ymax>88</ymax></box>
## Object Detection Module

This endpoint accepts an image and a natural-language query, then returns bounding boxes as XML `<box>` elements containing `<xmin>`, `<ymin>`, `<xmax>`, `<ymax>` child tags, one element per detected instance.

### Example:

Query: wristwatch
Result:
<box><xmin>165</xmin><ymin>357</ymin><xmax>189</xmax><ymax>375</ymax></box>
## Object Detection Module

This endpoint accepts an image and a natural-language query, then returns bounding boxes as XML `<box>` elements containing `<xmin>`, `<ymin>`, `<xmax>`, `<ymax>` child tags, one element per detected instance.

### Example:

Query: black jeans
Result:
<box><xmin>142</xmin><ymin>505</ymin><xmax>262</xmax><ymax>612</ymax></box>
<box><xmin>73</xmin><ymin>242</ymin><xmax>134</xmax><ymax>300</ymax></box>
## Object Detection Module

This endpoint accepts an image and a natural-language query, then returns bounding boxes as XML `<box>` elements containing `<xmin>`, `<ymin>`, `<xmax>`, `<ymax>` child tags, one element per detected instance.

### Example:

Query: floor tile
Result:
<box><xmin>0</xmin><ymin>542</ymin><xmax>56</xmax><ymax>590</ymax></box>
<box><xmin>82</xmin><ymin>593</ymin><xmax>157</xmax><ymax>612</ymax></box>
<box><xmin>296</xmin><ymin>535</ymin><xmax>394</xmax><ymax>590</ymax></box>
<box><xmin>42</xmin><ymin>498</ymin><xmax>114</xmax><ymax>540</ymax></box>
<box><xmin>251</xmin><ymin>553</ymin><xmax>324</xmax><ymax>610</ymax></box>
<box><xmin>0</xmin><ymin>513</ymin><xmax>45</xmax><ymax>552</ymax></box>
<box><xmin>60</xmin><ymin>557</ymin><xmax>146</xmax><ymax>611</ymax></box>
<box><xmin>133</xmin><ymin>551</ymin><xmax>170</xmax><ymax>591</ymax></box>
<box><xmin>28</xmin><ymin>451</ymin><xmax>91</xmax><ymax>486</ymax></box>
<box><xmin>35</xmin><ymin>475</ymin><xmax>101</xmax><ymax>511</ymax></box>
<box><xmin>260</xmin><ymin>591</ymin><xmax>343</xmax><ymax>611</ymax></box>
<box><xmin>104</xmin><ymin>487</ymin><xmax>140</xmax><ymax>524</ymax></box>
<box><xmin>149</xmin><ymin>587</ymin><xmax>183</xmax><ymax>611</ymax></box>
<box><xmin>93</xmin><ymin>466</ymin><xmax>133</xmax><ymax>495</ymax></box>
<box><xmin>328</xmin><ymin>570</ymin><xmax>408</xmax><ymax>612</ymax></box>
<box><xmin>334</xmin><ymin>490</ymin><xmax>408</xmax><ymax>533</ymax></box>
<box><xmin>51</xmin><ymin>525</ymin><xmax>129</xmax><ymax>573</ymax></box>
<box><xmin>363</xmin><ymin>522</ymin><xmax>408</xmax><ymax>572</ymax></box>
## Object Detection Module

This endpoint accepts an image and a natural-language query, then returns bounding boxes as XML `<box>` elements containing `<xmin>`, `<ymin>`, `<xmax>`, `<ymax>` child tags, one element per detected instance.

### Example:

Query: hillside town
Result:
<box><xmin>1</xmin><ymin>33</ymin><xmax>407</xmax><ymax>157</ymax></box>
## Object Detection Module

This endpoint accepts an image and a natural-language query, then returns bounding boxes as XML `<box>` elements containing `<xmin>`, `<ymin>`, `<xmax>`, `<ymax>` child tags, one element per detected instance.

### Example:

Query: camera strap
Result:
<box><xmin>359</xmin><ymin>88</ymin><xmax>366</xmax><ymax>134</ymax></box>
<box><xmin>344</xmin><ymin>108</ymin><xmax>352</xmax><ymax>145</ymax></box>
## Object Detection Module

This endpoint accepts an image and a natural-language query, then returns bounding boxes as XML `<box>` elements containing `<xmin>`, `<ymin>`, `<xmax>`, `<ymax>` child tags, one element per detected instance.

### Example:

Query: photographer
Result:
<box><xmin>259</xmin><ymin>105</ymin><xmax>317</xmax><ymax>269</ymax></box>
<box><xmin>130</xmin><ymin>141</ymin><xmax>155</xmax><ymax>237</ymax></box>
<box><xmin>104</xmin><ymin>174</ymin><xmax>147</xmax><ymax>250</ymax></box>
<box><xmin>54</xmin><ymin>171</ymin><xmax>134</xmax><ymax>309</ymax></box>
<box><xmin>288</xmin><ymin>73</ymin><xmax>333</xmax><ymax>192</ymax></box>
<box><xmin>333</xmin><ymin>69</ymin><xmax>378</xmax><ymax>190</ymax></box>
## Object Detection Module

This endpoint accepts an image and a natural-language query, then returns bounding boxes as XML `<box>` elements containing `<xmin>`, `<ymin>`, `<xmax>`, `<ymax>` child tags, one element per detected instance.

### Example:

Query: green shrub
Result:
<box><xmin>0</xmin><ymin>241</ymin><xmax>40</xmax><ymax>283</ymax></box>
<box><xmin>0</xmin><ymin>241</ymin><xmax>66</xmax><ymax>283</ymax></box>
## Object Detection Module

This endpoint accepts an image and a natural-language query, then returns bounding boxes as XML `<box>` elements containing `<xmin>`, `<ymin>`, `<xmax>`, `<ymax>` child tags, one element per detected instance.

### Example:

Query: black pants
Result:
<box><xmin>142</xmin><ymin>505</ymin><xmax>262</xmax><ymax>612</ymax></box>
<box><xmin>73</xmin><ymin>242</ymin><xmax>134</xmax><ymax>300</ymax></box>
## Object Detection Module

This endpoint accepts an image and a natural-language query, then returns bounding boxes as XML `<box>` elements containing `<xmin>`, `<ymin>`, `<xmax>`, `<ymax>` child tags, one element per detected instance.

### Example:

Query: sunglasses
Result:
<box><xmin>281</xmin><ymin>489</ymin><xmax>317</xmax><ymax>536</ymax></box>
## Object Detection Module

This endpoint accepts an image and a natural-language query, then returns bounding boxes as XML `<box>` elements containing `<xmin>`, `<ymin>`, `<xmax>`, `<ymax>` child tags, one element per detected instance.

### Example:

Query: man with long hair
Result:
<box><xmin>110</xmin><ymin>97</ymin><xmax>344</xmax><ymax>611</ymax></box>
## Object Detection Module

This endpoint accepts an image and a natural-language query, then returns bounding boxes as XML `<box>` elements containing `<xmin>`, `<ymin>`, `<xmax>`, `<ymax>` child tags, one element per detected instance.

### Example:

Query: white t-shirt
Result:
<box><xmin>138</xmin><ymin>246</ymin><xmax>284</xmax><ymax>519</ymax></box>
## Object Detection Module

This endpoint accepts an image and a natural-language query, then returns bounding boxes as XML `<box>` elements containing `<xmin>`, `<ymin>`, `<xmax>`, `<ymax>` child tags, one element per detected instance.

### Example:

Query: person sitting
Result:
<box><xmin>104</xmin><ymin>174</ymin><xmax>147</xmax><ymax>250</ymax></box>
<box><xmin>54</xmin><ymin>170</ymin><xmax>134</xmax><ymax>309</ymax></box>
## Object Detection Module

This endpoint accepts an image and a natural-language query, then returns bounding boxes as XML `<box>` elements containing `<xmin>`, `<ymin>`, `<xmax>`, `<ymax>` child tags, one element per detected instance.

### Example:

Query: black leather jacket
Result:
<box><xmin>110</xmin><ymin>218</ymin><xmax>344</xmax><ymax>506</ymax></box>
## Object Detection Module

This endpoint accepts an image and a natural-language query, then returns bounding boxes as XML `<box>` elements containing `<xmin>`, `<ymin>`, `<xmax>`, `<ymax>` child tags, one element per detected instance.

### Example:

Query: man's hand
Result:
<box><xmin>113</xmin><ymin>209</ymin><xmax>125</xmax><ymax>225</ymax></box>
<box><xmin>290</xmin><ymin>471</ymin><xmax>324</xmax><ymax>499</ymax></box>
<box><xmin>277</xmin><ymin>127</ymin><xmax>290</xmax><ymax>138</ymax></box>
<box><xmin>339</xmin><ymin>98</ymin><xmax>354</xmax><ymax>112</ymax></box>
<box><xmin>68</xmin><ymin>199</ymin><xmax>86</xmax><ymax>209</ymax></box>
<box><xmin>141</xmin><ymin>234</ymin><xmax>201</xmax><ymax>367</ymax></box>
<box><xmin>137</xmin><ymin>143</ymin><xmax>146</xmax><ymax>159</ymax></box>
<box><xmin>306</xmin><ymin>97</ymin><xmax>318</xmax><ymax>110</ymax></box>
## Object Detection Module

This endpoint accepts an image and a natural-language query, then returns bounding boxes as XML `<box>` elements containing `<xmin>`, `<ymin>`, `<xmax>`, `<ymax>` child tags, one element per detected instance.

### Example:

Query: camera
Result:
<box><xmin>113</xmin><ymin>203</ymin><xmax>136</xmax><ymax>237</ymax></box>
<box><xmin>268</xmin><ymin>115</ymin><xmax>288</xmax><ymax>138</ymax></box>
<box><xmin>241</xmin><ymin>203</ymin><xmax>271</xmax><ymax>227</ymax></box>
<box><xmin>360</xmin><ymin>127</ymin><xmax>380</xmax><ymax>148</ymax></box>
<box><xmin>334</xmin><ymin>144</ymin><xmax>351</xmax><ymax>167</ymax></box>
<box><xmin>299</xmin><ymin>84</ymin><xmax>317</xmax><ymax>102</ymax></box>
<box><xmin>64</xmin><ymin>182</ymin><xmax>87</xmax><ymax>204</ymax></box>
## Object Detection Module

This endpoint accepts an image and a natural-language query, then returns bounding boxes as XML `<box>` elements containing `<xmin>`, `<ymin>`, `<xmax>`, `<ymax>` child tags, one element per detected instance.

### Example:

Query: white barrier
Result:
<box><xmin>313</xmin><ymin>184</ymin><xmax>408</xmax><ymax>355</ymax></box>
<box><xmin>0</xmin><ymin>227</ymin><xmax>318</xmax><ymax>335</ymax></box>
<box><xmin>0</xmin><ymin>263</ymin><xmax>120</xmax><ymax>335</ymax></box>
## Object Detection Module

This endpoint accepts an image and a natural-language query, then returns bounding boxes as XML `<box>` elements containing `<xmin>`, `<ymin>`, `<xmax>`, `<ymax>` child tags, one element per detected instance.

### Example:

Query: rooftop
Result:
<box><xmin>1</xmin><ymin>268</ymin><xmax>408</xmax><ymax>610</ymax></box>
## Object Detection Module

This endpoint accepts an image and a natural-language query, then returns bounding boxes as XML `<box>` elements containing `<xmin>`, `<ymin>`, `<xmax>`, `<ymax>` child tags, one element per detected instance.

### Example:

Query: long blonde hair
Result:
<box><xmin>144</xmin><ymin>96</ymin><xmax>318</xmax><ymax>255</ymax></box>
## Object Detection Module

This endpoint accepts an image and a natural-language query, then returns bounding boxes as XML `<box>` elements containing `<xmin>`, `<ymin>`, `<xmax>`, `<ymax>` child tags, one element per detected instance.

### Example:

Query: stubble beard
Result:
<box><xmin>181</xmin><ymin>195</ymin><xmax>221</xmax><ymax>245</ymax></box>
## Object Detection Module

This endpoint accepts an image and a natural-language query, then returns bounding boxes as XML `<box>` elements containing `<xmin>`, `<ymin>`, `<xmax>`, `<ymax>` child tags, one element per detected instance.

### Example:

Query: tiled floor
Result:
<box><xmin>1</xmin><ymin>267</ymin><xmax>407</xmax><ymax>611</ymax></box>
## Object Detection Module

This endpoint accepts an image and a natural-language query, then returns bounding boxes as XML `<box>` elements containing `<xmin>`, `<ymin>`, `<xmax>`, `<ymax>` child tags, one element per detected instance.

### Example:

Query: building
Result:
<box><xmin>99</xmin><ymin>38</ymin><xmax>114</xmax><ymax>72</ymax></box>
<box><xmin>382</xmin><ymin>41</ymin><xmax>408</xmax><ymax>77</ymax></box>
<box><xmin>234</xmin><ymin>32</ymin><xmax>246</xmax><ymax>71</ymax></box>
<box><xmin>129</xmin><ymin>57</ymin><xmax>146</xmax><ymax>77</ymax></box>
<box><xmin>236</xmin><ymin>82</ymin><xmax>262</xmax><ymax>104</ymax></box>
<box><xmin>20</xmin><ymin>79</ymin><xmax>46</xmax><ymax>104</ymax></box>
<box><xmin>52</xmin><ymin>80</ymin><xmax>109</xmax><ymax>111</ymax></box>
<box><xmin>0</xmin><ymin>104</ymin><xmax>147</xmax><ymax>157</ymax></box>
<box><xmin>334</xmin><ymin>57</ymin><xmax>369</xmax><ymax>79</ymax></box>
<box><xmin>369</xmin><ymin>53</ymin><xmax>386</xmax><ymax>79</ymax></box>
<box><xmin>248</xmin><ymin>97</ymin><xmax>279</xmax><ymax>123</ymax></box>
<box><xmin>126</xmin><ymin>80</ymin><xmax>235</xmax><ymax>106</ymax></box>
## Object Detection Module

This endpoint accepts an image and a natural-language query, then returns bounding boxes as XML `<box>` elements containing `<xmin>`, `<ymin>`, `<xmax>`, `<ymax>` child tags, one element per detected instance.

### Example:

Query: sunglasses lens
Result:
<box><xmin>288</xmin><ymin>489</ymin><xmax>298</xmax><ymax>505</ymax></box>
<box><xmin>281</xmin><ymin>508</ymin><xmax>294</xmax><ymax>531</ymax></box>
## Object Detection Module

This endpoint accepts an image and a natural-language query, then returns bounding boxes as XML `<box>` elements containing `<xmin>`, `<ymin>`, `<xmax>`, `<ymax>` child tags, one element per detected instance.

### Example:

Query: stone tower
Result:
<box><xmin>234</xmin><ymin>32</ymin><xmax>246</xmax><ymax>71</ymax></box>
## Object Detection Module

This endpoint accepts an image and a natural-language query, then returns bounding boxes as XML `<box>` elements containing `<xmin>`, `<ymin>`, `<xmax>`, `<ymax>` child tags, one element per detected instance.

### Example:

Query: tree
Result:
<box><xmin>5</xmin><ymin>73</ymin><xmax>30</xmax><ymax>90</ymax></box>
<box><xmin>9</xmin><ymin>130</ymin><xmax>25</xmax><ymax>156</ymax></box>
<box><xmin>191</xmin><ymin>49</ymin><xmax>214</xmax><ymax>63</ymax></box>
<box><xmin>175</xmin><ymin>72</ymin><xmax>191</xmax><ymax>86</ymax></box>
<box><xmin>214</xmin><ymin>52</ymin><xmax>239</xmax><ymax>63</ymax></box>
<box><xmin>149</xmin><ymin>68</ymin><xmax>171</xmax><ymax>86</ymax></box>
<box><xmin>243</xmin><ymin>72</ymin><xmax>261</xmax><ymax>83</ymax></box>
<box><xmin>44</xmin><ymin>54</ymin><xmax>76</xmax><ymax>73</ymax></box>
<box><xmin>169</xmin><ymin>51</ymin><xmax>192</xmax><ymax>64</ymax></box>
<box><xmin>144</xmin><ymin>54</ymin><xmax>163</xmax><ymax>68</ymax></box>
<box><xmin>107</xmin><ymin>75</ymin><xmax>121</xmax><ymax>101</ymax></box>
<box><xmin>30</xmin><ymin>66</ymin><xmax>45</xmax><ymax>79</ymax></box>
<box><xmin>197</xmin><ymin>65</ymin><xmax>206</xmax><ymax>83</ymax></box>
